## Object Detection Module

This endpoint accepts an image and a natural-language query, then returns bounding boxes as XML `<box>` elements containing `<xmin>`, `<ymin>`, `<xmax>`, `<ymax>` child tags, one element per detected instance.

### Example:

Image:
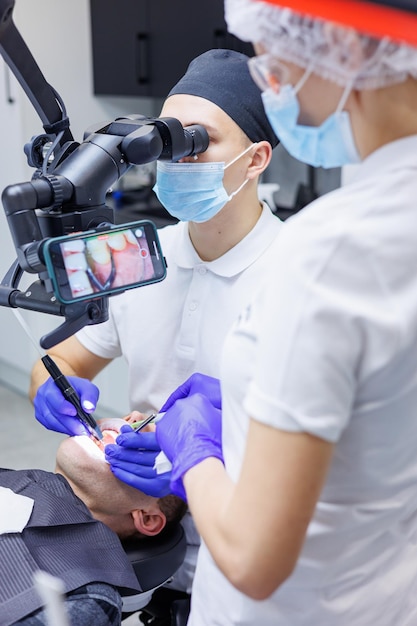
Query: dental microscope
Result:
<box><xmin>0</xmin><ymin>0</ymin><xmax>208</xmax><ymax>349</ymax></box>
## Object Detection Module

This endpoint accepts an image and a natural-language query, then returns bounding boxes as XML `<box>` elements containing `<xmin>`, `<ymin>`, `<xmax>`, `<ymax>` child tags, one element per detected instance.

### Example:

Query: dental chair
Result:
<box><xmin>122</xmin><ymin>522</ymin><xmax>190</xmax><ymax>626</ymax></box>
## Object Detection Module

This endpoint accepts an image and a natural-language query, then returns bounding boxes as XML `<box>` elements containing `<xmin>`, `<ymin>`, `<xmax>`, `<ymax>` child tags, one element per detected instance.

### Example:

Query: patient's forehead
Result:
<box><xmin>70</xmin><ymin>433</ymin><xmax>108</xmax><ymax>461</ymax></box>
<box><xmin>56</xmin><ymin>416</ymin><xmax>129</xmax><ymax>470</ymax></box>
<box><xmin>56</xmin><ymin>412</ymin><xmax>149</xmax><ymax>479</ymax></box>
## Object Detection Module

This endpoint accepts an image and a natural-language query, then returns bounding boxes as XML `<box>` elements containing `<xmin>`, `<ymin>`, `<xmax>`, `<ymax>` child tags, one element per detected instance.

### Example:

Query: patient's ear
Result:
<box><xmin>131</xmin><ymin>508</ymin><xmax>166</xmax><ymax>536</ymax></box>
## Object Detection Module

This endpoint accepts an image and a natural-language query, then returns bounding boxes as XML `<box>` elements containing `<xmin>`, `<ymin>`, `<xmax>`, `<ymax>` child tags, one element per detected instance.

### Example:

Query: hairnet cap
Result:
<box><xmin>168</xmin><ymin>48</ymin><xmax>278</xmax><ymax>148</ymax></box>
<box><xmin>225</xmin><ymin>0</ymin><xmax>417</xmax><ymax>90</ymax></box>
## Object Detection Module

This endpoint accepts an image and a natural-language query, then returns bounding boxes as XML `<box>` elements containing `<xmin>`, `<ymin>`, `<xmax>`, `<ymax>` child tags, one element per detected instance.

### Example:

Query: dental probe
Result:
<box><xmin>11</xmin><ymin>308</ymin><xmax>103</xmax><ymax>441</ymax></box>
<box><xmin>132</xmin><ymin>413</ymin><xmax>172</xmax><ymax>475</ymax></box>
<box><xmin>132</xmin><ymin>412</ymin><xmax>164</xmax><ymax>432</ymax></box>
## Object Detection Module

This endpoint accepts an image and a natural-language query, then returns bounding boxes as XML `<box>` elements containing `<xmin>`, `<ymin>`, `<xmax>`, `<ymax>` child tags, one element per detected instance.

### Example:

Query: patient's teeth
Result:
<box><xmin>63</xmin><ymin>252</ymin><xmax>88</xmax><ymax>271</ymax></box>
<box><xmin>86</xmin><ymin>239</ymin><xmax>111</xmax><ymax>264</ymax></box>
<box><xmin>125</xmin><ymin>230</ymin><xmax>138</xmax><ymax>245</ymax></box>
<box><xmin>62</xmin><ymin>239</ymin><xmax>85</xmax><ymax>253</ymax></box>
<box><xmin>107</xmin><ymin>233</ymin><xmax>127</xmax><ymax>251</ymax></box>
<box><xmin>68</xmin><ymin>269</ymin><xmax>94</xmax><ymax>295</ymax></box>
<box><xmin>98</xmin><ymin>417</ymin><xmax>129</xmax><ymax>431</ymax></box>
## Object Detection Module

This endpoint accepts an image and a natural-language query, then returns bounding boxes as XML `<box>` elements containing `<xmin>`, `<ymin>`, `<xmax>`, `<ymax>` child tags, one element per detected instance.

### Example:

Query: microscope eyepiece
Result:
<box><xmin>183</xmin><ymin>124</ymin><xmax>209</xmax><ymax>158</ymax></box>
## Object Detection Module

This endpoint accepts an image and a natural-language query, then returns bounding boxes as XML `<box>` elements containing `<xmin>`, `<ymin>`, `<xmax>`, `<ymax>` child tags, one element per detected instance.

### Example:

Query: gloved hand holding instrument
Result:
<box><xmin>34</xmin><ymin>361</ymin><xmax>101</xmax><ymax>438</ymax></box>
<box><xmin>105</xmin><ymin>373</ymin><xmax>223</xmax><ymax>500</ymax></box>
<box><xmin>105</xmin><ymin>414</ymin><xmax>173</xmax><ymax>497</ymax></box>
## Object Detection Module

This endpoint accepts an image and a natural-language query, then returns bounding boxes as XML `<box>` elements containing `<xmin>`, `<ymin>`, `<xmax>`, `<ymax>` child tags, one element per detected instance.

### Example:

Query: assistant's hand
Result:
<box><xmin>105</xmin><ymin>426</ymin><xmax>172</xmax><ymax>498</ymax></box>
<box><xmin>33</xmin><ymin>375</ymin><xmax>99</xmax><ymax>436</ymax></box>
<box><xmin>160</xmin><ymin>372</ymin><xmax>222</xmax><ymax>412</ymax></box>
<box><xmin>156</xmin><ymin>393</ymin><xmax>223</xmax><ymax>500</ymax></box>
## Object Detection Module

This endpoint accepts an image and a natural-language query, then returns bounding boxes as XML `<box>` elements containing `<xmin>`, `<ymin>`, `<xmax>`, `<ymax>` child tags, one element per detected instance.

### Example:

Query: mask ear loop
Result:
<box><xmin>224</xmin><ymin>142</ymin><xmax>258</xmax><ymax>170</ymax></box>
<box><xmin>335</xmin><ymin>77</ymin><xmax>355</xmax><ymax>113</ymax></box>
<box><xmin>293</xmin><ymin>65</ymin><xmax>314</xmax><ymax>95</ymax></box>
<box><xmin>293</xmin><ymin>64</ymin><xmax>354</xmax><ymax>114</ymax></box>
<box><xmin>228</xmin><ymin>177</ymin><xmax>250</xmax><ymax>200</ymax></box>
<box><xmin>223</xmin><ymin>143</ymin><xmax>258</xmax><ymax>201</ymax></box>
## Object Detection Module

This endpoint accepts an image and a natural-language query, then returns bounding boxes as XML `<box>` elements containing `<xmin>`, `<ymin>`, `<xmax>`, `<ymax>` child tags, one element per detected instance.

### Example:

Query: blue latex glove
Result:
<box><xmin>34</xmin><ymin>375</ymin><xmax>99</xmax><ymax>436</ymax></box>
<box><xmin>156</xmin><ymin>392</ymin><xmax>224</xmax><ymax>501</ymax></box>
<box><xmin>160</xmin><ymin>372</ymin><xmax>222</xmax><ymax>412</ymax></box>
<box><xmin>105</xmin><ymin>425</ymin><xmax>172</xmax><ymax>498</ymax></box>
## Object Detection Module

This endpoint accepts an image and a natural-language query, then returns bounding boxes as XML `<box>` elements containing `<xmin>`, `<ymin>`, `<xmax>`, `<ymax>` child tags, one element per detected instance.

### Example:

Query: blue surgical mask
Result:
<box><xmin>261</xmin><ymin>73</ymin><xmax>360</xmax><ymax>169</ymax></box>
<box><xmin>152</xmin><ymin>144</ymin><xmax>255</xmax><ymax>223</ymax></box>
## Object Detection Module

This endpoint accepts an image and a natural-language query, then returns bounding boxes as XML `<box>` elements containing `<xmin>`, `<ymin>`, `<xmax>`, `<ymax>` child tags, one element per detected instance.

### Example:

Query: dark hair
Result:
<box><xmin>158</xmin><ymin>494</ymin><xmax>188</xmax><ymax>530</ymax></box>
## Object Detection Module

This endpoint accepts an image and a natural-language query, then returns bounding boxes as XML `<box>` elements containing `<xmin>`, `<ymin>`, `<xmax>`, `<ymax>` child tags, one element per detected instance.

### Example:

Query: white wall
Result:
<box><xmin>0</xmin><ymin>0</ymin><xmax>159</xmax><ymax>416</ymax></box>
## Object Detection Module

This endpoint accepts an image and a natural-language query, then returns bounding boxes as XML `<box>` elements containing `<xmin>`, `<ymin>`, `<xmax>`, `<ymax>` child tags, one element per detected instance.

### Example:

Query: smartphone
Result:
<box><xmin>42</xmin><ymin>220</ymin><xmax>167</xmax><ymax>304</ymax></box>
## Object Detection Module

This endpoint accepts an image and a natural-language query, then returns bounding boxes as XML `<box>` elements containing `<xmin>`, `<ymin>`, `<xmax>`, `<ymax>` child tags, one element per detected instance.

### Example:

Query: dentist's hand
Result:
<box><xmin>105</xmin><ymin>427</ymin><xmax>172</xmax><ymax>498</ymax></box>
<box><xmin>160</xmin><ymin>373</ymin><xmax>222</xmax><ymax>412</ymax></box>
<box><xmin>156</xmin><ymin>393</ymin><xmax>223</xmax><ymax>501</ymax></box>
<box><xmin>33</xmin><ymin>376</ymin><xmax>99</xmax><ymax>436</ymax></box>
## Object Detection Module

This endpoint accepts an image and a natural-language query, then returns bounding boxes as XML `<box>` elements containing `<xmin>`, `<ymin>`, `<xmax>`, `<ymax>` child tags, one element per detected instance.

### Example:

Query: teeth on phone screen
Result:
<box><xmin>107</xmin><ymin>233</ymin><xmax>127</xmax><ymax>251</ymax></box>
<box><xmin>63</xmin><ymin>240</ymin><xmax>85</xmax><ymax>253</ymax></box>
<box><xmin>69</xmin><ymin>269</ymin><xmax>94</xmax><ymax>295</ymax></box>
<box><xmin>125</xmin><ymin>230</ymin><xmax>138</xmax><ymax>245</ymax></box>
<box><xmin>86</xmin><ymin>239</ymin><xmax>111</xmax><ymax>264</ymax></box>
<box><xmin>63</xmin><ymin>252</ymin><xmax>88</xmax><ymax>271</ymax></box>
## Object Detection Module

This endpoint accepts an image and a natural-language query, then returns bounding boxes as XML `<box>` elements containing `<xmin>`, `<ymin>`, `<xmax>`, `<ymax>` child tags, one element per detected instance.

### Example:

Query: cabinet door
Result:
<box><xmin>90</xmin><ymin>0</ymin><xmax>149</xmax><ymax>96</ymax></box>
<box><xmin>144</xmin><ymin>0</ymin><xmax>252</xmax><ymax>96</ymax></box>
<box><xmin>90</xmin><ymin>0</ymin><xmax>253</xmax><ymax>97</ymax></box>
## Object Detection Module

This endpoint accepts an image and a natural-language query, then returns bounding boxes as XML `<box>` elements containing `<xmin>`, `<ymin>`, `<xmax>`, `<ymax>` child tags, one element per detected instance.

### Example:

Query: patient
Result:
<box><xmin>2</xmin><ymin>414</ymin><xmax>186</xmax><ymax>626</ymax></box>
<box><xmin>55</xmin><ymin>414</ymin><xmax>186</xmax><ymax>539</ymax></box>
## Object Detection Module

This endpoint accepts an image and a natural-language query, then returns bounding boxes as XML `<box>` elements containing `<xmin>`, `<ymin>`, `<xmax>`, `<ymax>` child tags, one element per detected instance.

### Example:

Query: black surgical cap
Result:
<box><xmin>168</xmin><ymin>49</ymin><xmax>279</xmax><ymax>148</ymax></box>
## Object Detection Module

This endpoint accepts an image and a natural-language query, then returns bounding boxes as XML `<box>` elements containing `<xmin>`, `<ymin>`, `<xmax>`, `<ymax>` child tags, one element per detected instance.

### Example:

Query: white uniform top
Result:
<box><xmin>76</xmin><ymin>203</ymin><xmax>283</xmax><ymax>593</ymax></box>
<box><xmin>189</xmin><ymin>135</ymin><xmax>417</xmax><ymax>625</ymax></box>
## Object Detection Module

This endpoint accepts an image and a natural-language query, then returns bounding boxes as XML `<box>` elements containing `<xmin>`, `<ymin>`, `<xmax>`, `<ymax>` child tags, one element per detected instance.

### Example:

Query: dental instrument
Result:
<box><xmin>41</xmin><ymin>354</ymin><xmax>103</xmax><ymax>441</ymax></box>
<box><xmin>132</xmin><ymin>412</ymin><xmax>162</xmax><ymax>432</ymax></box>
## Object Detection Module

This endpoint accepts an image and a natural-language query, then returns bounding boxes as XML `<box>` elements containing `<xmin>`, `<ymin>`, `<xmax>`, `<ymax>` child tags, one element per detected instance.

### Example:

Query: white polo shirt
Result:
<box><xmin>189</xmin><ymin>135</ymin><xmax>417</xmax><ymax>624</ymax></box>
<box><xmin>76</xmin><ymin>203</ymin><xmax>283</xmax><ymax>593</ymax></box>
<box><xmin>77</xmin><ymin>204</ymin><xmax>282</xmax><ymax>413</ymax></box>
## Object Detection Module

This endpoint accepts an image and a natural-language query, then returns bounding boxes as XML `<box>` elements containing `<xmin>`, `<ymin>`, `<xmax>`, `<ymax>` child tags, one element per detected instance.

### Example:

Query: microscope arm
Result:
<box><xmin>0</xmin><ymin>0</ymin><xmax>73</xmax><ymax>145</ymax></box>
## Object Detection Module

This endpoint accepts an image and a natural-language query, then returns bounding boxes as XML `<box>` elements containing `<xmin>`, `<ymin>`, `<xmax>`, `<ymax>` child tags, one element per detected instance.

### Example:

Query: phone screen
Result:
<box><xmin>43</xmin><ymin>220</ymin><xmax>167</xmax><ymax>304</ymax></box>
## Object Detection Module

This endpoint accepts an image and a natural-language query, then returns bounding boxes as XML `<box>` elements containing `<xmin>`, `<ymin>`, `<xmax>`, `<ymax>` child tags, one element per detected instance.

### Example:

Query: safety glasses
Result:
<box><xmin>248</xmin><ymin>53</ymin><xmax>290</xmax><ymax>94</ymax></box>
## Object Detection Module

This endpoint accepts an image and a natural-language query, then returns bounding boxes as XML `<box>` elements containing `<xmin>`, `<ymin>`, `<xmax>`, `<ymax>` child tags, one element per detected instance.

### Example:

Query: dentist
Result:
<box><xmin>140</xmin><ymin>2</ymin><xmax>417</xmax><ymax>624</ymax></box>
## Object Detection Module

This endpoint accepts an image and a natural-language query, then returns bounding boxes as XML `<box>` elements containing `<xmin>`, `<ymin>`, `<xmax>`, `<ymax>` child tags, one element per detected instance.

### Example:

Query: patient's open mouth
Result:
<box><xmin>93</xmin><ymin>426</ymin><xmax>119</xmax><ymax>451</ymax></box>
<box><xmin>92</xmin><ymin>417</ymin><xmax>129</xmax><ymax>452</ymax></box>
<box><xmin>73</xmin><ymin>417</ymin><xmax>130</xmax><ymax>460</ymax></box>
<box><xmin>72</xmin><ymin>413</ymin><xmax>145</xmax><ymax>460</ymax></box>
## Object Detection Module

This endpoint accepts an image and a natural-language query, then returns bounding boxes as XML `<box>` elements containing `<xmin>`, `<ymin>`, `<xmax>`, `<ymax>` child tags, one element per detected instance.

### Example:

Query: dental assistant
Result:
<box><xmin>29</xmin><ymin>49</ymin><xmax>280</xmax><ymax>596</ymax></box>
<box><xmin>146</xmin><ymin>2</ymin><xmax>417</xmax><ymax>624</ymax></box>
